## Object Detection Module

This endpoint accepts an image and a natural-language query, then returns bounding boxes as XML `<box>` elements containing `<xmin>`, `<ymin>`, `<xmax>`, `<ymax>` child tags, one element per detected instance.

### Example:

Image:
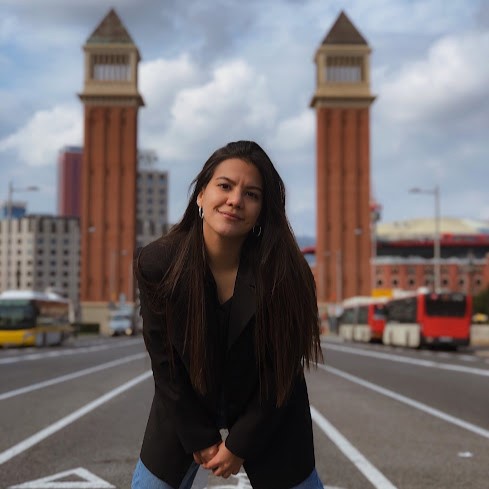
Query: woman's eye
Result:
<box><xmin>218</xmin><ymin>183</ymin><xmax>230</xmax><ymax>190</ymax></box>
<box><xmin>246</xmin><ymin>191</ymin><xmax>260</xmax><ymax>200</ymax></box>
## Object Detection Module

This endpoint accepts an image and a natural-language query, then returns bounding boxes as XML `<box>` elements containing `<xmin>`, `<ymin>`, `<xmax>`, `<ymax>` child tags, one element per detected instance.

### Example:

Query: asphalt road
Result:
<box><xmin>0</xmin><ymin>335</ymin><xmax>488</xmax><ymax>489</ymax></box>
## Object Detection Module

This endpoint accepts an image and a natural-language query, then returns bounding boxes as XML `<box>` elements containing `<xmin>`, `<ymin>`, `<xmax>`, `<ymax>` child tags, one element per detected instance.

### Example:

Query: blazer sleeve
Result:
<box><xmin>137</xmin><ymin>246</ymin><xmax>222</xmax><ymax>454</ymax></box>
<box><xmin>224</xmin><ymin>359</ymin><xmax>304</xmax><ymax>461</ymax></box>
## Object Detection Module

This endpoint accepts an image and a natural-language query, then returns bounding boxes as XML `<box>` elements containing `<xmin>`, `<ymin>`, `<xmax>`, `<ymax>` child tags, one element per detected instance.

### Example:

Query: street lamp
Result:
<box><xmin>7</xmin><ymin>181</ymin><xmax>39</xmax><ymax>220</ymax></box>
<box><xmin>409</xmin><ymin>185</ymin><xmax>441</xmax><ymax>293</ymax></box>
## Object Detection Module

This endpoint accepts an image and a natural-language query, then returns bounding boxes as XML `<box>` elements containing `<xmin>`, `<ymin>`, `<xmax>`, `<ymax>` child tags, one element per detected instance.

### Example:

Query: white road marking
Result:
<box><xmin>322</xmin><ymin>343</ymin><xmax>489</xmax><ymax>377</ymax></box>
<box><xmin>8</xmin><ymin>467</ymin><xmax>114</xmax><ymax>488</ymax></box>
<box><xmin>0</xmin><ymin>353</ymin><xmax>147</xmax><ymax>401</ymax></box>
<box><xmin>319</xmin><ymin>363</ymin><xmax>489</xmax><ymax>440</ymax></box>
<box><xmin>458</xmin><ymin>355</ymin><xmax>477</xmax><ymax>362</ymax></box>
<box><xmin>0</xmin><ymin>370</ymin><xmax>152</xmax><ymax>465</ymax></box>
<box><xmin>0</xmin><ymin>339</ymin><xmax>144</xmax><ymax>365</ymax></box>
<box><xmin>310</xmin><ymin>406</ymin><xmax>397</xmax><ymax>489</ymax></box>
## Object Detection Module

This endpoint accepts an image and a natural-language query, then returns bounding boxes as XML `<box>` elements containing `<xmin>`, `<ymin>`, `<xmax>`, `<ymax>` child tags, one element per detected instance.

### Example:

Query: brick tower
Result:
<box><xmin>79</xmin><ymin>9</ymin><xmax>144</xmax><ymax>325</ymax></box>
<box><xmin>311</xmin><ymin>11</ymin><xmax>375</xmax><ymax>304</ymax></box>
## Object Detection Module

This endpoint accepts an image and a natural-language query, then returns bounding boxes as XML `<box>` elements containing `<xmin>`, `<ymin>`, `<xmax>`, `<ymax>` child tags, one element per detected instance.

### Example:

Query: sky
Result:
<box><xmin>0</xmin><ymin>0</ymin><xmax>488</xmax><ymax>238</ymax></box>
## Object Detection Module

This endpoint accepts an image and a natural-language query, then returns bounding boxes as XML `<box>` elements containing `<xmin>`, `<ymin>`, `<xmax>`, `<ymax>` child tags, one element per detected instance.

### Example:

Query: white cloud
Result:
<box><xmin>270</xmin><ymin>109</ymin><xmax>314</xmax><ymax>153</ymax></box>
<box><xmin>140</xmin><ymin>54</ymin><xmax>199</xmax><ymax>116</ymax></box>
<box><xmin>378</xmin><ymin>31</ymin><xmax>489</xmax><ymax>124</ymax></box>
<box><xmin>0</xmin><ymin>105</ymin><xmax>82</xmax><ymax>167</ymax></box>
<box><xmin>153</xmin><ymin>59</ymin><xmax>277</xmax><ymax>161</ymax></box>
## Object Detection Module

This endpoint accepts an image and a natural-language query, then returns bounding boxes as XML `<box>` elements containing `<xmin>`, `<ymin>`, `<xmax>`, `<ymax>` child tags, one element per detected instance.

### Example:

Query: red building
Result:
<box><xmin>311</xmin><ymin>11</ymin><xmax>375</xmax><ymax>303</ymax></box>
<box><xmin>78</xmin><ymin>9</ymin><xmax>144</xmax><ymax>326</ymax></box>
<box><xmin>374</xmin><ymin>218</ymin><xmax>489</xmax><ymax>297</ymax></box>
<box><xmin>304</xmin><ymin>217</ymin><xmax>489</xmax><ymax>300</ymax></box>
<box><xmin>57</xmin><ymin>146</ymin><xmax>82</xmax><ymax>217</ymax></box>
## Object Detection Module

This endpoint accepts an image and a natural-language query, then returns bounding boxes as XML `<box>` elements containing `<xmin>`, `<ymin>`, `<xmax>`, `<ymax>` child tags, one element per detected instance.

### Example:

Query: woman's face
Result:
<box><xmin>197</xmin><ymin>158</ymin><xmax>263</xmax><ymax>244</ymax></box>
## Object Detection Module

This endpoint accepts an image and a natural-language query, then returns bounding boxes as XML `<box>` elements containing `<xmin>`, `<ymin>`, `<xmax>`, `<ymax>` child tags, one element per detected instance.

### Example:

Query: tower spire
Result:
<box><xmin>87</xmin><ymin>8</ymin><xmax>135</xmax><ymax>44</ymax></box>
<box><xmin>321</xmin><ymin>11</ymin><xmax>367</xmax><ymax>45</ymax></box>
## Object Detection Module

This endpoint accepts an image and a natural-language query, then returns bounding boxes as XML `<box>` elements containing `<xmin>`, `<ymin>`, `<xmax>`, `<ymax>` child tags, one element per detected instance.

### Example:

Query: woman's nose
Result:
<box><xmin>227</xmin><ymin>189</ymin><xmax>243</xmax><ymax>207</ymax></box>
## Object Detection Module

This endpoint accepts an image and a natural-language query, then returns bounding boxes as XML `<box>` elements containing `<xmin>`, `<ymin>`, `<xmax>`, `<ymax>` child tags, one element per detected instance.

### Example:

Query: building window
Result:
<box><xmin>91</xmin><ymin>54</ymin><xmax>131</xmax><ymax>82</ymax></box>
<box><xmin>376</xmin><ymin>279</ymin><xmax>383</xmax><ymax>286</ymax></box>
<box><xmin>326</xmin><ymin>56</ymin><xmax>363</xmax><ymax>83</ymax></box>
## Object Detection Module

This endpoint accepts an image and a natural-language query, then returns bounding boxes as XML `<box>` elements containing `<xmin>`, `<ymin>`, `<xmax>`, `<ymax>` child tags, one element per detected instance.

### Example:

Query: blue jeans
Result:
<box><xmin>131</xmin><ymin>458</ymin><xmax>323</xmax><ymax>488</ymax></box>
<box><xmin>131</xmin><ymin>459</ymin><xmax>199</xmax><ymax>489</ymax></box>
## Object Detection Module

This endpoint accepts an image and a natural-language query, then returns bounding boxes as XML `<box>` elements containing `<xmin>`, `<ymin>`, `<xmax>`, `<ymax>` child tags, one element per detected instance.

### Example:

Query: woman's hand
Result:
<box><xmin>203</xmin><ymin>443</ymin><xmax>244</xmax><ymax>478</ymax></box>
<box><xmin>193</xmin><ymin>443</ymin><xmax>221</xmax><ymax>465</ymax></box>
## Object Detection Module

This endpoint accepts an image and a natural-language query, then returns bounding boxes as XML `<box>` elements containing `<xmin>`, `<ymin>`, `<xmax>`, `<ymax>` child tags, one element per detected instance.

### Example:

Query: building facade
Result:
<box><xmin>374</xmin><ymin>218</ymin><xmax>489</xmax><ymax>297</ymax></box>
<box><xmin>57</xmin><ymin>146</ymin><xmax>83</xmax><ymax>217</ymax></box>
<box><xmin>78</xmin><ymin>9</ymin><xmax>144</xmax><ymax>324</ymax></box>
<box><xmin>0</xmin><ymin>216</ymin><xmax>79</xmax><ymax>306</ymax></box>
<box><xmin>136</xmin><ymin>168</ymin><xmax>169</xmax><ymax>249</ymax></box>
<box><xmin>311</xmin><ymin>11</ymin><xmax>375</xmax><ymax>304</ymax></box>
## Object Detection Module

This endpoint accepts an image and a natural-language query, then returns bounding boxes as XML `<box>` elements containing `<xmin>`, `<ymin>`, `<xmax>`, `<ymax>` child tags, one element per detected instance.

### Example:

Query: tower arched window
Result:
<box><xmin>325</xmin><ymin>56</ymin><xmax>363</xmax><ymax>83</ymax></box>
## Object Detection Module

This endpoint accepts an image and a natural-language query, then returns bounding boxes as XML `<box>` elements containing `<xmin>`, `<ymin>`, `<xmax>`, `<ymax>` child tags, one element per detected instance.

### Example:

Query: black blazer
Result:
<box><xmin>136</xmin><ymin>240</ymin><xmax>315</xmax><ymax>489</ymax></box>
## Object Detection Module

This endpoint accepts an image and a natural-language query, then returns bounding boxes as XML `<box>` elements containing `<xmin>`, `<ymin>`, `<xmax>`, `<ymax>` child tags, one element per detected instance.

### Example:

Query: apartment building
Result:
<box><xmin>0</xmin><ymin>216</ymin><xmax>79</xmax><ymax>305</ymax></box>
<box><xmin>136</xmin><ymin>168</ymin><xmax>169</xmax><ymax>249</ymax></box>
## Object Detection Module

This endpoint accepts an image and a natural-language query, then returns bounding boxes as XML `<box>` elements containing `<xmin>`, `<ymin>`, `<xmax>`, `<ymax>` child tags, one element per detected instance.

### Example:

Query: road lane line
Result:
<box><xmin>0</xmin><ymin>353</ymin><xmax>147</xmax><ymax>401</ymax></box>
<box><xmin>310</xmin><ymin>406</ymin><xmax>398</xmax><ymax>489</ymax></box>
<box><xmin>0</xmin><ymin>370</ymin><xmax>152</xmax><ymax>465</ymax></box>
<box><xmin>319</xmin><ymin>364</ymin><xmax>489</xmax><ymax>440</ymax></box>
<box><xmin>322</xmin><ymin>343</ymin><xmax>489</xmax><ymax>377</ymax></box>
<box><xmin>0</xmin><ymin>339</ymin><xmax>144</xmax><ymax>365</ymax></box>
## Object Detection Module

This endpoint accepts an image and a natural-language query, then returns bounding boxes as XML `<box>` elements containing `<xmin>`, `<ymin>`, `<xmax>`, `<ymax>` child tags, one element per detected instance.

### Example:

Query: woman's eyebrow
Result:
<box><xmin>215</xmin><ymin>176</ymin><xmax>262</xmax><ymax>192</ymax></box>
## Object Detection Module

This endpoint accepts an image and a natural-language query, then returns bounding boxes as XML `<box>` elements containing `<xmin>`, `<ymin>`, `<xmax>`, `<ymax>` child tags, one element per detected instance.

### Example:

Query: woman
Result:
<box><xmin>132</xmin><ymin>141</ymin><xmax>323</xmax><ymax>489</ymax></box>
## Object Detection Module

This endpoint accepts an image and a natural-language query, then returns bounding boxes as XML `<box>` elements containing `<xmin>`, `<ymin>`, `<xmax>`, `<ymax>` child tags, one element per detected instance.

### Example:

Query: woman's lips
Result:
<box><xmin>218</xmin><ymin>210</ymin><xmax>243</xmax><ymax>221</ymax></box>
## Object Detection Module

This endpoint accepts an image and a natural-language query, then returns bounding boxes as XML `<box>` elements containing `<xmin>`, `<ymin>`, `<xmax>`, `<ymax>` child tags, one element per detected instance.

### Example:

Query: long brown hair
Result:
<box><xmin>137</xmin><ymin>140</ymin><xmax>322</xmax><ymax>406</ymax></box>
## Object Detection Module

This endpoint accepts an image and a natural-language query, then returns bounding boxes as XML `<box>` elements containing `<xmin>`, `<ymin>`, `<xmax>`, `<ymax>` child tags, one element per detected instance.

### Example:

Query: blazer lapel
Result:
<box><xmin>227</xmin><ymin>257</ymin><xmax>256</xmax><ymax>349</ymax></box>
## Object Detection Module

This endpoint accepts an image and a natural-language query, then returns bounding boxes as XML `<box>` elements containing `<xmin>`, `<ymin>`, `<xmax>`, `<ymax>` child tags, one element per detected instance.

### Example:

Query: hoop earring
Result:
<box><xmin>252</xmin><ymin>224</ymin><xmax>262</xmax><ymax>237</ymax></box>
<box><xmin>198</xmin><ymin>206</ymin><xmax>204</xmax><ymax>219</ymax></box>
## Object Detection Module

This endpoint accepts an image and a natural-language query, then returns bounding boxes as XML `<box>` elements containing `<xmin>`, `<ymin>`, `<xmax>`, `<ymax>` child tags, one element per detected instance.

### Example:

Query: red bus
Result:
<box><xmin>339</xmin><ymin>297</ymin><xmax>388</xmax><ymax>343</ymax></box>
<box><xmin>383</xmin><ymin>291</ymin><xmax>471</xmax><ymax>348</ymax></box>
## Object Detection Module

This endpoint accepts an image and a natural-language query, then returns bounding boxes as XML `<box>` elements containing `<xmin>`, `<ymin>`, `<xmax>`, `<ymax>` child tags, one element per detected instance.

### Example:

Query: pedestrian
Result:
<box><xmin>131</xmin><ymin>140</ymin><xmax>324</xmax><ymax>489</ymax></box>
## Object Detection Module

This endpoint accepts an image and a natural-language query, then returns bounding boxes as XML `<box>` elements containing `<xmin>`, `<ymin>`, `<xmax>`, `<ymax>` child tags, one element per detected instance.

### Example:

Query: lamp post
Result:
<box><xmin>409</xmin><ymin>185</ymin><xmax>441</xmax><ymax>293</ymax></box>
<box><xmin>6</xmin><ymin>181</ymin><xmax>39</xmax><ymax>220</ymax></box>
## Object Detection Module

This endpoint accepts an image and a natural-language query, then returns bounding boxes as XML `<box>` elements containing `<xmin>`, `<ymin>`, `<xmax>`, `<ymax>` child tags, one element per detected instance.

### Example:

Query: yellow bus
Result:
<box><xmin>0</xmin><ymin>290</ymin><xmax>74</xmax><ymax>347</ymax></box>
